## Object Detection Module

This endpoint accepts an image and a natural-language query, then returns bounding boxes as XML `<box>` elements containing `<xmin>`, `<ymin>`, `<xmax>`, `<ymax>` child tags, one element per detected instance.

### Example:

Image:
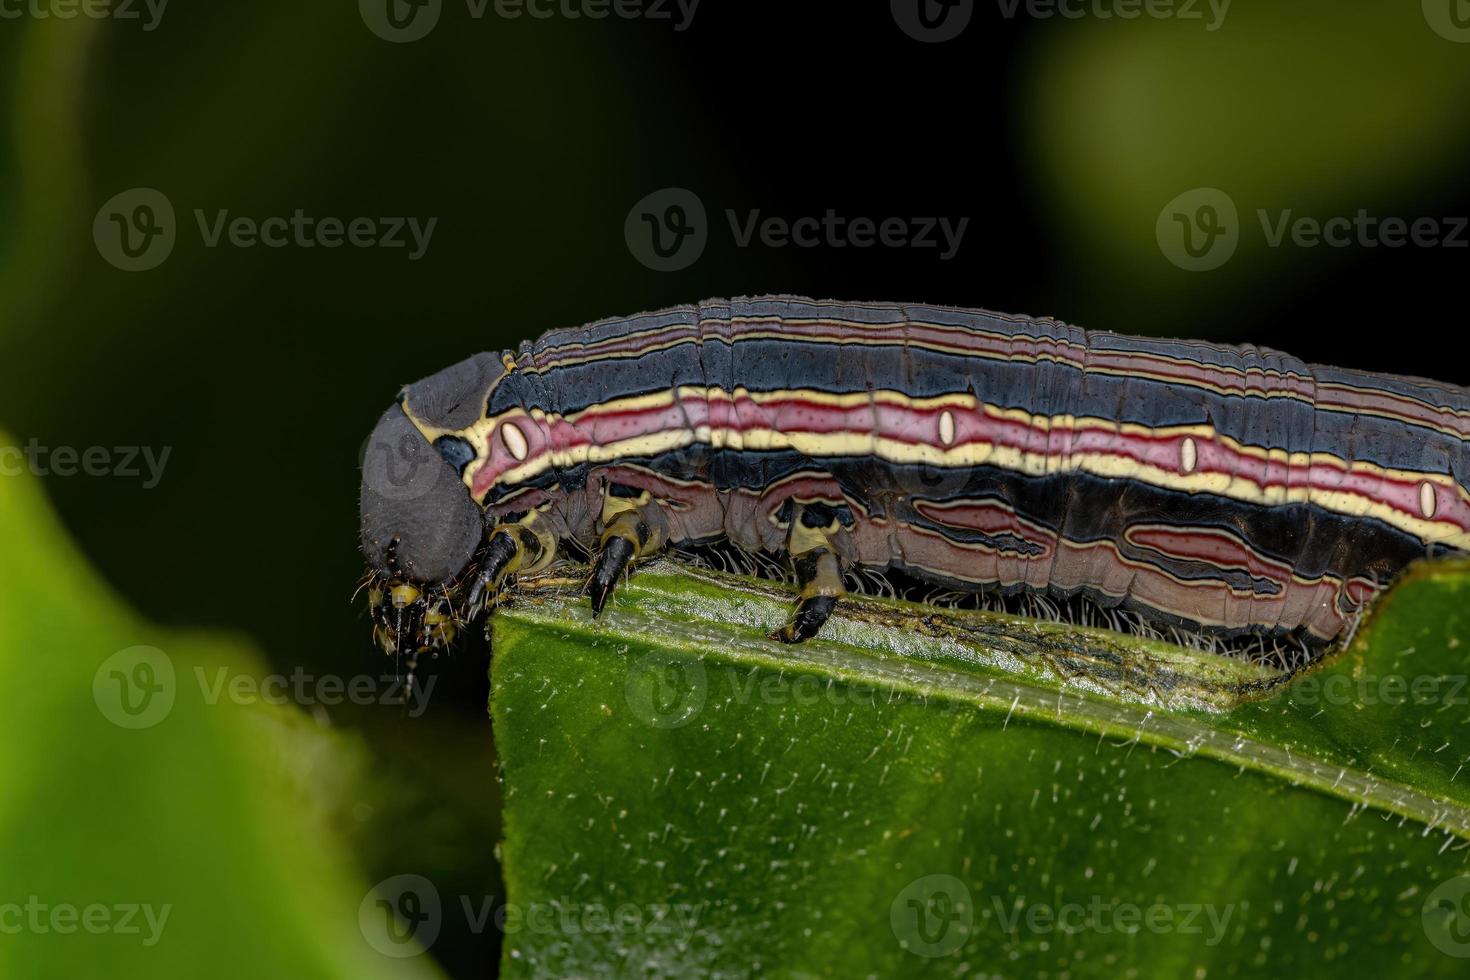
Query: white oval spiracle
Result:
<box><xmin>938</xmin><ymin>410</ymin><xmax>956</xmax><ymax>447</ymax></box>
<box><xmin>1419</xmin><ymin>480</ymin><xmax>1437</xmax><ymax>519</ymax></box>
<box><xmin>501</xmin><ymin>421</ymin><xmax>530</xmax><ymax>462</ymax></box>
<box><xmin>1180</xmin><ymin>437</ymin><xmax>1198</xmax><ymax>475</ymax></box>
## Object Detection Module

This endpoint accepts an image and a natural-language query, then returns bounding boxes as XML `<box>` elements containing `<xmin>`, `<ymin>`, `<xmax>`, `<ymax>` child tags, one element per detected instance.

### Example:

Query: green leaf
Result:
<box><xmin>492</xmin><ymin>560</ymin><xmax>1470</xmax><ymax>976</ymax></box>
<box><xmin>0</xmin><ymin>433</ymin><xmax>445</xmax><ymax>979</ymax></box>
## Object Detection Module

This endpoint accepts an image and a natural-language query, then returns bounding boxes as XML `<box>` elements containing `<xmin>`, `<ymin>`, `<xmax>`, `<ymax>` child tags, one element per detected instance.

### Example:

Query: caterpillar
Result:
<box><xmin>358</xmin><ymin>296</ymin><xmax>1470</xmax><ymax>660</ymax></box>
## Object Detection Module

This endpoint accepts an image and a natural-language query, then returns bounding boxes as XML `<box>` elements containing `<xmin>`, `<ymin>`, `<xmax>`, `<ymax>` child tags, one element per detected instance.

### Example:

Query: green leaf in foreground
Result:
<box><xmin>0</xmin><ymin>436</ymin><xmax>445</xmax><ymax>980</ymax></box>
<box><xmin>492</xmin><ymin>561</ymin><xmax>1470</xmax><ymax>977</ymax></box>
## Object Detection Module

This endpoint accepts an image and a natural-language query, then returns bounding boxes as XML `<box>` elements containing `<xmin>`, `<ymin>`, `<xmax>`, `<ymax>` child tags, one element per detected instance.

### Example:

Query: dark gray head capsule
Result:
<box><xmin>359</xmin><ymin>352</ymin><xmax>509</xmax><ymax>585</ymax></box>
<box><xmin>359</xmin><ymin>402</ymin><xmax>483</xmax><ymax>585</ymax></box>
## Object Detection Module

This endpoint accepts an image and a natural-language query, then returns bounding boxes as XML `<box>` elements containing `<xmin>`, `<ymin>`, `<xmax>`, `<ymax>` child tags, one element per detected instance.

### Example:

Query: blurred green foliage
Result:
<box><xmin>0</xmin><ymin>436</ymin><xmax>444</xmax><ymax>978</ymax></box>
<box><xmin>1027</xmin><ymin>1</ymin><xmax>1470</xmax><ymax>326</ymax></box>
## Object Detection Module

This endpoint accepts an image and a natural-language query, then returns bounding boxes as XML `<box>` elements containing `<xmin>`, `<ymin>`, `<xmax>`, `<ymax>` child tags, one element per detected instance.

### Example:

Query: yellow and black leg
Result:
<box><xmin>589</xmin><ymin>483</ymin><xmax>668</xmax><ymax>615</ymax></box>
<box><xmin>467</xmin><ymin>512</ymin><xmax>556</xmax><ymax>611</ymax></box>
<box><xmin>771</xmin><ymin>502</ymin><xmax>847</xmax><ymax>644</ymax></box>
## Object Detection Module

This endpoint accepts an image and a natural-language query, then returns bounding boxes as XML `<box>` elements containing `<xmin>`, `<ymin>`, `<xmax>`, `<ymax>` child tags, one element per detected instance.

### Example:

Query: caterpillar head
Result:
<box><xmin>359</xmin><ymin>353</ymin><xmax>512</xmax><ymax>659</ymax></box>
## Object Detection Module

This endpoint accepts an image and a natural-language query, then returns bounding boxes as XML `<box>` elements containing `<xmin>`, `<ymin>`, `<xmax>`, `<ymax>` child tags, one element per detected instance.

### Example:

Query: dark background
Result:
<box><xmin>3</xmin><ymin>2</ymin><xmax>1468</xmax><ymax>975</ymax></box>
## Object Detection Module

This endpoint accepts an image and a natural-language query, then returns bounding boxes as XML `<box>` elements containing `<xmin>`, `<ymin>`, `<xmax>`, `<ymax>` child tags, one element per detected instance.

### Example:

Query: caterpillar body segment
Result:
<box><xmin>359</xmin><ymin>296</ymin><xmax>1470</xmax><ymax>660</ymax></box>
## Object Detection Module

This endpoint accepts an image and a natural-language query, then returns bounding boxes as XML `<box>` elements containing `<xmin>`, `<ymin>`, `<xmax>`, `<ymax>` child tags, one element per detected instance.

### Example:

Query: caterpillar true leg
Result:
<box><xmin>588</xmin><ymin>530</ymin><xmax>636</xmax><ymax>615</ymax></box>
<box><xmin>771</xmin><ymin>503</ymin><xmax>848</xmax><ymax>643</ymax></box>
<box><xmin>588</xmin><ymin>484</ymin><xmax>669</xmax><ymax>615</ymax></box>
<box><xmin>467</xmin><ymin>517</ymin><xmax>555</xmax><ymax>611</ymax></box>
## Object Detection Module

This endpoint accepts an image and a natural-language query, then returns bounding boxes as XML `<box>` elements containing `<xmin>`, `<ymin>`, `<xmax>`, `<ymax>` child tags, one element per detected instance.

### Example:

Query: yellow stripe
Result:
<box><xmin>405</xmin><ymin>387</ymin><xmax>1470</xmax><ymax>550</ymax></box>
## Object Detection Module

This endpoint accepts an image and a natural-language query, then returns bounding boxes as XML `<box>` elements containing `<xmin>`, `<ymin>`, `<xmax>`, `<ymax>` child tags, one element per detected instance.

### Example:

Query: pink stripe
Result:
<box><xmin>469</xmin><ymin>394</ymin><xmax>1467</xmax><ymax>538</ymax></box>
